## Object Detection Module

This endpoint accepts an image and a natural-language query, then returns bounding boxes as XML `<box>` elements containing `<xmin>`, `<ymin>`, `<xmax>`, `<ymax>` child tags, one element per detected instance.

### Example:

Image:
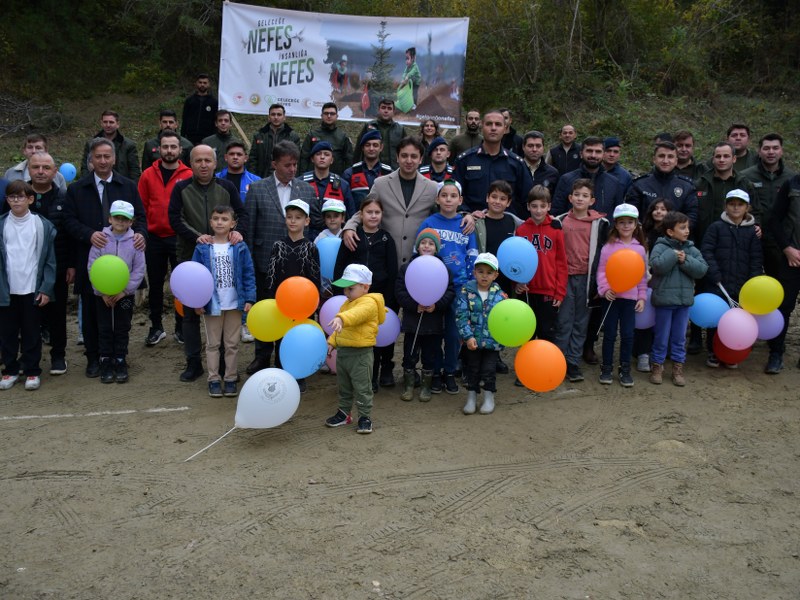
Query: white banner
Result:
<box><xmin>219</xmin><ymin>2</ymin><xmax>469</xmax><ymax>128</ymax></box>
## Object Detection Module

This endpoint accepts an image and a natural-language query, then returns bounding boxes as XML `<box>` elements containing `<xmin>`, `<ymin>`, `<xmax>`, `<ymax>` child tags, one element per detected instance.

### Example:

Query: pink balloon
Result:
<box><xmin>717</xmin><ymin>308</ymin><xmax>758</xmax><ymax>350</ymax></box>
<box><xmin>754</xmin><ymin>309</ymin><xmax>784</xmax><ymax>340</ymax></box>
<box><xmin>319</xmin><ymin>295</ymin><xmax>347</xmax><ymax>335</ymax></box>
<box><xmin>376</xmin><ymin>308</ymin><xmax>400</xmax><ymax>347</ymax></box>
<box><xmin>170</xmin><ymin>262</ymin><xmax>214</xmax><ymax>308</ymax></box>
<box><xmin>325</xmin><ymin>349</ymin><xmax>337</xmax><ymax>374</ymax></box>
<box><xmin>405</xmin><ymin>255</ymin><xmax>448</xmax><ymax>306</ymax></box>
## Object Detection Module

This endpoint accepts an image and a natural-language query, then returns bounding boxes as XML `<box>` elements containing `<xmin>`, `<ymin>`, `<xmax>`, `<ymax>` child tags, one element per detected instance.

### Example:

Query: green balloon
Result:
<box><xmin>89</xmin><ymin>254</ymin><xmax>130</xmax><ymax>295</ymax></box>
<box><xmin>487</xmin><ymin>299</ymin><xmax>536</xmax><ymax>347</ymax></box>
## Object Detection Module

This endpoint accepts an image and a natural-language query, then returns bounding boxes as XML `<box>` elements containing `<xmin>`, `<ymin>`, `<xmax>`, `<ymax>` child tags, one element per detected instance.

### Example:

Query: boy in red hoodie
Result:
<box><xmin>515</xmin><ymin>185</ymin><xmax>567</xmax><ymax>344</ymax></box>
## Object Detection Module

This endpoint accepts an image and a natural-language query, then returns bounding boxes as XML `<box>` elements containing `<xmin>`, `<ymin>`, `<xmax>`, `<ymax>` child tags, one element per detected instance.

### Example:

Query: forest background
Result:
<box><xmin>1</xmin><ymin>0</ymin><xmax>799</xmax><ymax>170</ymax></box>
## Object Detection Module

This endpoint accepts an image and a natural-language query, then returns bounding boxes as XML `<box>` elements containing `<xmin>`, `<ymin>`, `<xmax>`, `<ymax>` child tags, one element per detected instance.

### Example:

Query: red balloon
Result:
<box><xmin>712</xmin><ymin>333</ymin><xmax>752</xmax><ymax>365</ymax></box>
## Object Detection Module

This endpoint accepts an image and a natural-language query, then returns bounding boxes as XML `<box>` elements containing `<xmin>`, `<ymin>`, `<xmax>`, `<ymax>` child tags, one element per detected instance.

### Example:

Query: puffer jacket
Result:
<box><xmin>649</xmin><ymin>236</ymin><xmax>708</xmax><ymax>306</ymax></box>
<box><xmin>455</xmin><ymin>280</ymin><xmax>508</xmax><ymax>350</ymax></box>
<box><xmin>700</xmin><ymin>212</ymin><xmax>762</xmax><ymax>299</ymax></box>
<box><xmin>327</xmin><ymin>292</ymin><xmax>387</xmax><ymax>348</ymax></box>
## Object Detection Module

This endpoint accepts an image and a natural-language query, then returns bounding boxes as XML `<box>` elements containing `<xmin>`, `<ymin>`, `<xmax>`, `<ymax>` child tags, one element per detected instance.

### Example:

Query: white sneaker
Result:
<box><xmin>241</xmin><ymin>324</ymin><xmax>254</xmax><ymax>343</ymax></box>
<box><xmin>0</xmin><ymin>375</ymin><xmax>19</xmax><ymax>390</ymax></box>
<box><xmin>24</xmin><ymin>376</ymin><xmax>41</xmax><ymax>390</ymax></box>
<box><xmin>636</xmin><ymin>354</ymin><xmax>651</xmax><ymax>372</ymax></box>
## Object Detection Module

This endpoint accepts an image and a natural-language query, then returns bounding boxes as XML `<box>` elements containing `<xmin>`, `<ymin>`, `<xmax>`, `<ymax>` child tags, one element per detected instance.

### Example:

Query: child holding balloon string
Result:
<box><xmin>648</xmin><ymin>211</ymin><xmax>708</xmax><ymax>386</ymax></box>
<box><xmin>333</xmin><ymin>194</ymin><xmax>398</xmax><ymax>392</ymax></box>
<box><xmin>87</xmin><ymin>200</ymin><xmax>145</xmax><ymax>384</ymax></box>
<box><xmin>596</xmin><ymin>203</ymin><xmax>649</xmax><ymax>387</ymax></box>
<box><xmin>191</xmin><ymin>205</ymin><xmax>257</xmax><ymax>398</ymax></box>
<box><xmin>699</xmin><ymin>189</ymin><xmax>762</xmax><ymax>368</ymax></box>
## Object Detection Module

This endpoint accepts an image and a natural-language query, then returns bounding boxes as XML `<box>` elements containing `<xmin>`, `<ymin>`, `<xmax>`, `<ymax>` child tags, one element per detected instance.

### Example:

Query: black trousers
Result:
<box><xmin>768</xmin><ymin>259</ymin><xmax>800</xmax><ymax>356</ymax></box>
<box><xmin>401</xmin><ymin>332</ymin><xmax>439</xmax><ymax>371</ymax></box>
<box><xmin>525</xmin><ymin>292</ymin><xmax>559</xmax><ymax>343</ymax></box>
<box><xmin>96</xmin><ymin>295</ymin><xmax>134</xmax><ymax>358</ymax></box>
<box><xmin>463</xmin><ymin>348</ymin><xmax>499</xmax><ymax>392</ymax></box>
<box><xmin>0</xmin><ymin>293</ymin><xmax>43</xmax><ymax>376</ymax></box>
<box><xmin>42</xmin><ymin>270</ymin><xmax>68</xmax><ymax>360</ymax></box>
<box><xmin>146</xmin><ymin>234</ymin><xmax>182</xmax><ymax>332</ymax></box>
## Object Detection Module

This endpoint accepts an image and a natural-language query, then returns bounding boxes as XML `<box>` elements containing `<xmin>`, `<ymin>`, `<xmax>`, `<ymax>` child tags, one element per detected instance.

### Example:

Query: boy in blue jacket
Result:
<box><xmin>192</xmin><ymin>205</ymin><xmax>256</xmax><ymax>397</ymax></box>
<box><xmin>456</xmin><ymin>253</ymin><xmax>508</xmax><ymax>415</ymax></box>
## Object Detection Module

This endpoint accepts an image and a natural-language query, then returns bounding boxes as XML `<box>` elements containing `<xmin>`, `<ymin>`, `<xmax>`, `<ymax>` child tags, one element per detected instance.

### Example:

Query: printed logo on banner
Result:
<box><xmin>233</xmin><ymin>93</ymin><xmax>245</xmax><ymax>105</ymax></box>
<box><xmin>249</xmin><ymin>94</ymin><xmax>261</xmax><ymax>105</ymax></box>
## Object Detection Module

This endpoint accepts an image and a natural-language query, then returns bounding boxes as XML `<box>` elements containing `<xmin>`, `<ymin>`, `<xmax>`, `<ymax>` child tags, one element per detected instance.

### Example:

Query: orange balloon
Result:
<box><xmin>514</xmin><ymin>340</ymin><xmax>567</xmax><ymax>392</ymax></box>
<box><xmin>174</xmin><ymin>298</ymin><xmax>185</xmax><ymax>317</ymax></box>
<box><xmin>275</xmin><ymin>276</ymin><xmax>319</xmax><ymax>320</ymax></box>
<box><xmin>606</xmin><ymin>248</ymin><xmax>645</xmax><ymax>293</ymax></box>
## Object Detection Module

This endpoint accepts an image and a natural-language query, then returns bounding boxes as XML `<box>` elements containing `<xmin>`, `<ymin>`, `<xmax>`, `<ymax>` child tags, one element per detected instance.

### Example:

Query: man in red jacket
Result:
<box><xmin>137</xmin><ymin>130</ymin><xmax>192</xmax><ymax>346</ymax></box>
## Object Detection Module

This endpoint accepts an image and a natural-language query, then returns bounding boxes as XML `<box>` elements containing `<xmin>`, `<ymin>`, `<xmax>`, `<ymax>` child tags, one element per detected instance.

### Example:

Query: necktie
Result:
<box><xmin>100</xmin><ymin>180</ymin><xmax>110</xmax><ymax>220</ymax></box>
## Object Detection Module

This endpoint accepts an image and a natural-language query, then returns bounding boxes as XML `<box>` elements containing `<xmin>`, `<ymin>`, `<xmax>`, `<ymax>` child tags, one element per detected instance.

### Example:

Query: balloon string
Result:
<box><xmin>410</xmin><ymin>313</ymin><xmax>423</xmax><ymax>356</ymax></box>
<box><xmin>183</xmin><ymin>426</ymin><xmax>237</xmax><ymax>462</ymax></box>
<box><xmin>596</xmin><ymin>301</ymin><xmax>613</xmax><ymax>337</ymax></box>
<box><xmin>717</xmin><ymin>283</ymin><xmax>739</xmax><ymax>308</ymax></box>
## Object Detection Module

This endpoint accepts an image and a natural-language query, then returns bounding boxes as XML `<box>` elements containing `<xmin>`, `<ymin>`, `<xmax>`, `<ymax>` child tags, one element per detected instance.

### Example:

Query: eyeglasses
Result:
<box><xmin>322</xmin><ymin>111</ymin><xmax>337</xmax><ymax>116</ymax></box>
<box><xmin>6</xmin><ymin>195</ymin><xmax>30</xmax><ymax>202</ymax></box>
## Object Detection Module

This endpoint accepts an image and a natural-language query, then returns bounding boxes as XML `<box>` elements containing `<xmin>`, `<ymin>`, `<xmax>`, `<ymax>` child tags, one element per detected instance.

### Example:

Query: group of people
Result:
<box><xmin>1</xmin><ymin>82</ymin><xmax>798</xmax><ymax>434</ymax></box>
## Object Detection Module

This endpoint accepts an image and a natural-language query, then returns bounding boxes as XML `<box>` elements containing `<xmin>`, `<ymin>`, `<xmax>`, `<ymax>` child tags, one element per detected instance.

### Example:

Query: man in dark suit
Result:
<box><xmin>243</xmin><ymin>141</ymin><xmax>319</xmax><ymax>374</ymax></box>
<box><xmin>63</xmin><ymin>138</ymin><xmax>147</xmax><ymax>378</ymax></box>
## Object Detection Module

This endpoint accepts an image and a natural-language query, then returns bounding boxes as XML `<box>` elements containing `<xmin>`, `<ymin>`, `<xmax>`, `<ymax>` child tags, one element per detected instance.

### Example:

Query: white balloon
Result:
<box><xmin>235</xmin><ymin>368</ymin><xmax>301</xmax><ymax>429</ymax></box>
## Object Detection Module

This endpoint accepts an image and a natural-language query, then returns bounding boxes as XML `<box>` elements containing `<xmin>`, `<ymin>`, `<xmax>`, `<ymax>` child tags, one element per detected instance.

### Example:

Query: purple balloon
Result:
<box><xmin>405</xmin><ymin>255</ymin><xmax>448</xmax><ymax>306</ymax></box>
<box><xmin>170</xmin><ymin>262</ymin><xmax>214</xmax><ymax>308</ymax></box>
<box><xmin>635</xmin><ymin>288</ymin><xmax>656</xmax><ymax>329</ymax></box>
<box><xmin>319</xmin><ymin>295</ymin><xmax>347</xmax><ymax>335</ymax></box>
<box><xmin>376</xmin><ymin>308</ymin><xmax>400</xmax><ymax>347</ymax></box>
<box><xmin>754</xmin><ymin>309</ymin><xmax>784</xmax><ymax>340</ymax></box>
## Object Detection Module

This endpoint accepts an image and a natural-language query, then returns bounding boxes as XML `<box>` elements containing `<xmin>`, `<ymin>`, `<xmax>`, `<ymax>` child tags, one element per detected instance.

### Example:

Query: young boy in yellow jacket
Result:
<box><xmin>325</xmin><ymin>264</ymin><xmax>387</xmax><ymax>434</ymax></box>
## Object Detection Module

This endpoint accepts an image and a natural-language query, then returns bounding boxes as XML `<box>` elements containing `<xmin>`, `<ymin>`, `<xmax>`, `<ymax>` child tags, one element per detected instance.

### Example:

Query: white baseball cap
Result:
<box><xmin>332</xmin><ymin>264</ymin><xmax>373</xmax><ymax>287</ymax></box>
<box><xmin>285</xmin><ymin>199</ymin><xmax>310</xmax><ymax>215</ymax></box>
<box><xmin>109</xmin><ymin>200</ymin><xmax>135</xmax><ymax>219</ymax></box>
<box><xmin>321</xmin><ymin>199</ymin><xmax>346</xmax><ymax>213</ymax></box>
<box><xmin>474</xmin><ymin>252</ymin><xmax>499</xmax><ymax>271</ymax></box>
<box><xmin>725</xmin><ymin>189</ymin><xmax>750</xmax><ymax>204</ymax></box>
<box><xmin>613</xmin><ymin>203</ymin><xmax>639</xmax><ymax>220</ymax></box>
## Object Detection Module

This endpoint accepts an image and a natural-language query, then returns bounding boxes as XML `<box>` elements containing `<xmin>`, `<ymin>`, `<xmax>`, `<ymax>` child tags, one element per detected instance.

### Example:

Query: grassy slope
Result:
<box><xmin>1</xmin><ymin>90</ymin><xmax>798</xmax><ymax>175</ymax></box>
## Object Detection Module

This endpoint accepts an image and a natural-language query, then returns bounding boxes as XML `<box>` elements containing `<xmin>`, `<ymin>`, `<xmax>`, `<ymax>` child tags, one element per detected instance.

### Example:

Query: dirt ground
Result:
<box><xmin>1</xmin><ymin>303</ymin><xmax>799</xmax><ymax>599</ymax></box>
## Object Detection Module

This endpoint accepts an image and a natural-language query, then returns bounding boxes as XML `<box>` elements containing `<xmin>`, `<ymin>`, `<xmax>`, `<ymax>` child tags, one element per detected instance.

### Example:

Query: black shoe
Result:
<box><xmin>99</xmin><ymin>358</ymin><xmax>115</xmax><ymax>384</ymax></box>
<box><xmin>86</xmin><ymin>358</ymin><xmax>101</xmax><ymax>379</ymax></box>
<box><xmin>357</xmin><ymin>416</ymin><xmax>373</xmax><ymax>434</ymax></box>
<box><xmin>765</xmin><ymin>353</ymin><xmax>783</xmax><ymax>374</ymax></box>
<box><xmin>495</xmin><ymin>357</ymin><xmax>509</xmax><ymax>374</ymax></box>
<box><xmin>50</xmin><ymin>358</ymin><xmax>67</xmax><ymax>376</ymax></box>
<box><xmin>173</xmin><ymin>330</ymin><xmax>185</xmax><ymax>344</ymax></box>
<box><xmin>180</xmin><ymin>360</ymin><xmax>204</xmax><ymax>382</ymax></box>
<box><xmin>114</xmin><ymin>358</ymin><xmax>129</xmax><ymax>383</ymax></box>
<box><xmin>444</xmin><ymin>373</ymin><xmax>459</xmax><ymax>394</ymax></box>
<box><xmin>223</xmin><ymin>381</ymin><xmax>238</xmax><ymax>397</ymax></box>
<box><xmin>326</xmin><ymin>409</ymin><xmax>352</xmax><ymax>427</ymax></box>
<box><xmin>582</xmin><ymin>347</ymin><xmax>599</xmax><ymax>365</ymax></box>
<box><xmin>145</xmin><ymin>327</ymin><xmax>167</xmax><ymax>347</ymax></box>
<box><xmin>379</xmin><ymin>366</ymin><xmax>395</xmax><ymax>387</ymax></box>
<box><xmin>430</xmin><ymin>373</ymin><xmax>443</xmax><ymax>394</ymax></box>
<box><xmin>246</xmin><ymin>356</ymin><xmax>269</xmax><ymax>375</ymax></box>
<box><xmin>514</xmin><ymin>377</ymin><xmax>524</xmax><ymax>387</ymax></box>
<box><xmin>567</xmin><ymin>363</ymin><xmax>584</xmax><ymax>382</ymax></box>
<box><xmin>208</xmin><ymin>381</ymin><xmax>223</xmax><ymax>398</ymax></box>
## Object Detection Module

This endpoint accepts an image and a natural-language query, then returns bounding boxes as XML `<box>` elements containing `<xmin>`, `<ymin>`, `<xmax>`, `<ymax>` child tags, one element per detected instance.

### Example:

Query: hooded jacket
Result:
<box><xmin>515</xmin><ymin>215</ymin><xmax>568</xmax><ymax>301</ymax></box>
<box><xmin>87</xmin><ymin>226</ymin><xmax>146</xmax><ymax>297</ymax></box>
<box><xmin>555</xmin><ymin>210</ymin><xmax>609</xmax><ymax>304</ymax></box>
<box><xmin>138</xmin><ymin>159</ymin><xmax>193</xmax><ymax>237</ymax></box>
<box><xmin>596</xmin><ymin>238</ymin><xmax>648</xmax><ymax>301</ymax></box>
<box><xmin>0</xmin><ymin>212</ymin><xmax>57</xmax><ymax>306</ymax></box>
<box><xmin>700</xmin><ymin>212</ymin><xmax>762</xmax><ymax>298</ymax></box>
<box><xmin>327</xmin><ymin>292</ymin><xmax>387</xmax><ymax>348</ymax></box>
<box><xmin>455</xmin><ymin>280</ymin><xmax>507</xmax><ymax>350</ymax></box>
<box><xmin>649</xmin><ymin>236</ymin><xmax>708</xmax><ymax>306</ymax></box>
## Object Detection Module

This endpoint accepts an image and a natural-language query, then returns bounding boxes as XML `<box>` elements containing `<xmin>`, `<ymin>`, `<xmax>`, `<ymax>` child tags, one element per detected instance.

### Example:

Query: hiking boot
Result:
<box><xmin>223</xmin><ymin>381</ymin><xmax>238</xmax><ymax>397</ymax></box>
<box><xmin>180</xmin><ymin>359</ymin><xmax>204</xmax><ymax>382</ymax></box>
<box><xmin>325</xmin><ymin>409</ymin><xmax>352</xmax><ymax>427</ymax></box>
<box><xmin>50</xmin><ymin>358</ymin><xmax>68</xmax><ymax>376</ymax></box>
<box><xmin>444</xmin><ymin>373</ymin><xmax>459</xmax><ymax>394</ymax></box>
<box><xmin>357</xmin><ymin>416</ymin><xmax>373</xmax><ymax>434</ymax></box>
<box><xmin>400</xmin><ymin>369</ymin><xmax>415</xmax><ymax>401</ymax></box>
<box><xmin>145</xmin><ymin>327</ymin><xmax>166</xmax><ymax>347</ymax></box>
<box><xmin>706</xmin><ymin>353</ymin><xmax>720</xmax><ymax>368</ymax></box>
<box><xmin>619</xmin><ymin>363</ymin><xmax>634</xmax><ymax>388</ymax></box>
<box><xmin>764</xmin><ymin>353</ymin><xmax>783</xmax><ymax>374</ymax></box>
<box><xmin>599</xmin><ymin>364</ymin><xmax>613</xmax><ymax>385</ymax></box>
<box><xmin>495</xmin><ymin>357</ymin><xmax>509</xmax><ymax>374</ymax></box>
<box><xmin>99</xmin><ymin>358</ymin><xmax>115</xmax><ymax>384</ymax></box>
<box><xmin>463</xmin><ymin>390</ymin><xmax>478</xmax><ymax>414</ymax></box>
<box><xmin>429</xmin><ymin>371</ymin><xmax>443</xmax><ymax>394</ymax></box>
<box><xmin>379</xmin><ymin>363</ymin><xmax>395</xmax><ymax>387</ymax></box>
<box><xmin>24</xmin><ymin>376</ymin><xmax>41</xmax><ymax>390</ymax></box>
<box><xmin>636</xmin><ymin>353</ymin><xmax>650</xmax><ymax>373</ymax></box>
<box><xmin>566</xmin><ymin>363</ymin><xmax>584</xmax><ymax>382</ymax></box>
<box><xmin>671</xmin><ymin>362</ymin><xmax>686</xmax><ymax>386</ymax></box>
<box><xmin>208</xmin><ymin>380</ymin><xmax>223</xmax><ymax>398</ymax></box>
<box><xmin>649</xmin><ymin>362</ymin><xmax>663</xmax><ymax>385</ymax></box>
<box><xmin>479</xmin><ymin>391</ymin><xmax>495</xmax><ymax>414</ymax></box>
<box><xmin>114</xmin><ymin>358</ymin><xmax>129</xmax><ymax>383</ymax></box>
<box><xmin>420</xmin><ymin>369</ymin><xmax>434</xmax><ymax>402</ymax></box>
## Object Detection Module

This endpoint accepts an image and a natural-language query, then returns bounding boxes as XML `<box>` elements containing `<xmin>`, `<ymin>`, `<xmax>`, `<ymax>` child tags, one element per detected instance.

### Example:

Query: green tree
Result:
<box><xmin>367</xmin><ymin>20</ymin><xmax>396</xmax><ymax>99</ymax></box>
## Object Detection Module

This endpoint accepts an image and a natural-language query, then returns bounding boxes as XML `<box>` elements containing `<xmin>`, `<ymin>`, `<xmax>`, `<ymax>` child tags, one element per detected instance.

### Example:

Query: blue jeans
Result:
<box><xmin>601</xmin><ymin>298</ymin><xmax>636</xmax><ymax>367</ymax></box>
<box><xmin>652</xmin><ymin>305</ymin><xmax>690</xmax><ymax>364</ymax></box>
<box><xmin>434</xmin><ymin>302</ymin><xmax>459</xmax><ymax>375</ymax></box>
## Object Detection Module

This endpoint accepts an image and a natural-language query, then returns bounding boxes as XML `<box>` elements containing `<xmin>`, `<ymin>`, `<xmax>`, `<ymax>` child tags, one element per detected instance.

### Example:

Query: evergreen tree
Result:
<box><xmin>367</xmin><ymin>20</ymin><xmax>395</xmax><ymax>98</ymax></box>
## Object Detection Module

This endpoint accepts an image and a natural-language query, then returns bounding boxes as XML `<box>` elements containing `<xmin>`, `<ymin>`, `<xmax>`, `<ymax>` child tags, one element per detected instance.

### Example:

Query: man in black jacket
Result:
<box><xmin>181</xmin><ymin>74</ymin><xmax>218</xmax><ymax>145</ymax></box>
<box><xmin>546</xmin><ymin>124</ymin><xmax>581</xmax><ymax>176</ymax></box>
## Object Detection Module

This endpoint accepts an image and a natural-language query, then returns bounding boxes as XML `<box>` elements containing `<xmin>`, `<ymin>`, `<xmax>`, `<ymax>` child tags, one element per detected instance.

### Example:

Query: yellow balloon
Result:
<box><xmin>295</xmin><ymin>318</ymin><xmax>323</xmax><ymax>332</ymax></box>
<box><xmin>246</xmin><ymin>299</ymin><xmax>294</xmax><ymax>341</ymax></box>
<box><xmin>739</xmin><ymin>276</ymin><xmax>784</xmax><ymax>315</ymax></box>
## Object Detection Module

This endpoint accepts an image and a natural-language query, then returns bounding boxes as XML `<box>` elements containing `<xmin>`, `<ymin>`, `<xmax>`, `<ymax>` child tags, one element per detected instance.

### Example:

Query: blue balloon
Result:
<box><xmin>689</xmin><ymin>293</ymin><xmax>730</xmax><ymax>328</ymax></box>
<box><xmin>279</xmin><ymin>324</ymin><xmax>328</xmax><ymax>379</ymax></box>
<box><xmin>59</xmin><ymin>162</ymin><xmax>77</xmax><ymax>183</ymax></box>
<box><xmin>497</xmin><ymin>237</ymin><xmax>538</xmax><ymax>283</ymax></box>
<box><xmin>317</xmin><ymin>236</ymin><xmax>342</xmax><ymax>280</ymax></box>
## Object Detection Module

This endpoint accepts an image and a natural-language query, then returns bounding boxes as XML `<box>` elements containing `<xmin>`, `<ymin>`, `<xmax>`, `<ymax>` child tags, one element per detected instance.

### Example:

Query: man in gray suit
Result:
<box><xmin>243</xmin><ymin>141</ymin><xmax>320</xmax><ymax>374</ymax></box>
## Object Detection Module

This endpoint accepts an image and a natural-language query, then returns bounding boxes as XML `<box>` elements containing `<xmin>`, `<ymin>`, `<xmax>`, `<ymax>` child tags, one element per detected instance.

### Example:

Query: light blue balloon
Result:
<box><xmin>497</xmin><ymin>237</ymin><xmax>538</xmax><ymax>283</ymax></box>
<box><xmin>279</xmin><ymin>324</ymin><xmax>328</xmax><ymax>379</ymax></box>
<box><xmin>59</xmin><ymin>162</ymin><xmax>77</xmax><ymax>183</ymax></box>
<box><xmin>689</xmin><ymin>293</ymin><xmax>729</xmax><ymax>328</ymax></box>
<box><xmin>317</xmin><ymin>237</ymin><xmax>342</xmax><ymax>280</ymax></box>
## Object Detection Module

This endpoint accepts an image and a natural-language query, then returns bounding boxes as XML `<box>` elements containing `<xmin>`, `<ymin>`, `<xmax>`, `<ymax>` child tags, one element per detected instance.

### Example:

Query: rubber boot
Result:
<box><xmin>419</xmin><ymin>369</ymin><xmax>434</xmax><ymax>402</ymax></box>
<box><xmin>479</xmin><ymin>391</ymin><xmax>495</xmax><ymax>414</ymax></box>
<box><xmin>463</xmin><ymin>390</ymin><xmax>477</xmax><ymax>414</ymax></box>
<box><xmin>649</xmin><ymin>362</ymin><xmax>663</xmax><ymax>385</ymax></box>
<box><xmin>400</xmin><ymin>369</ymin><xmax>415</xmax><ymax>401</ymax></box>
<box><xmin>671</xmin><ymin>362</ymin><xmax>686</xmax><ymax>386</ymax></box>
